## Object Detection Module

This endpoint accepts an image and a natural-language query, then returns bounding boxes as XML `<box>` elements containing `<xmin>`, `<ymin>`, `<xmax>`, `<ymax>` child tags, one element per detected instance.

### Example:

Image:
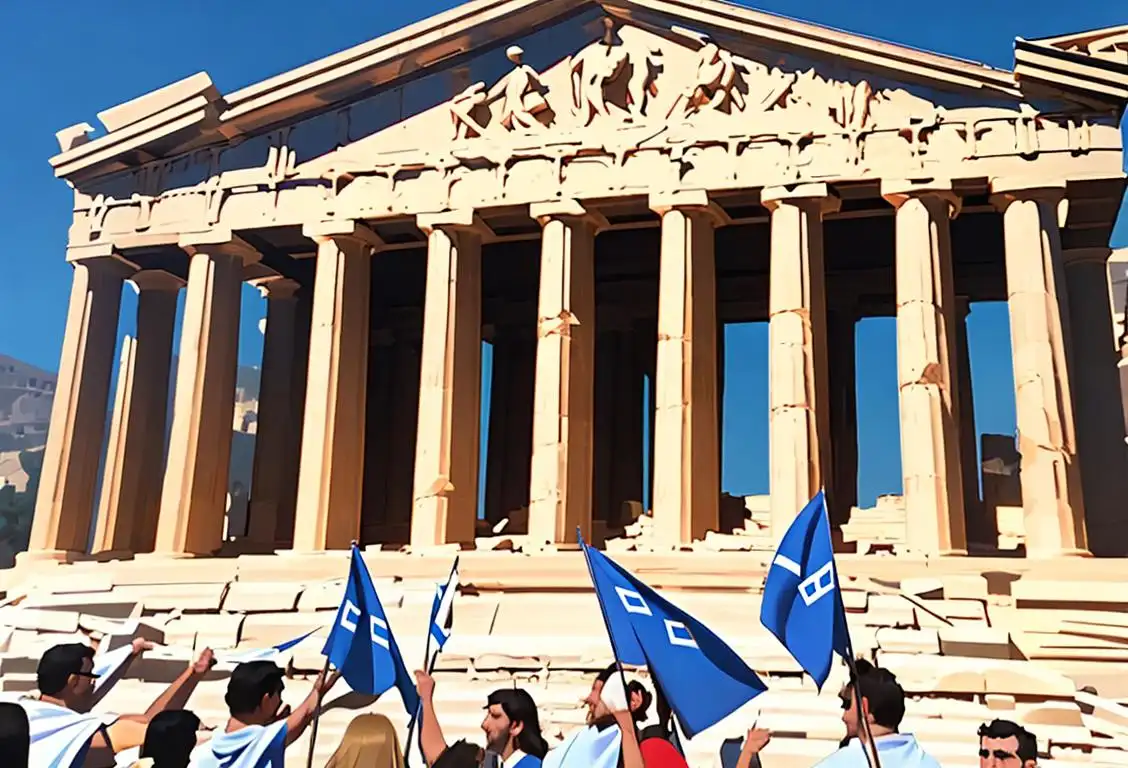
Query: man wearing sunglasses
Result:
<box><xmin>978</xmin><ymin>719</ymin><xmax>1037</xmax><ymax>767</ymax></box>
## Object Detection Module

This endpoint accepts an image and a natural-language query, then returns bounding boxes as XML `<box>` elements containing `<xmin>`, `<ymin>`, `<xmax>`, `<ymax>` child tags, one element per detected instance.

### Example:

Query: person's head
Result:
<box><xmin>37</xmin><ymin>643</ymin><xmax>98</xmax><ymax>712</ymax></box>
<box><xmin>584</xmin><ymin>664</ymin><xmax>650</xmax><ymax>726</ymax></box>
<box><xmin>139</xmin><ymin>710</ymin><xmax>201</xmax><ymax>768</ymax></box>
<box><xmin>325</xmin><ymin>714</ymin><xmax>404</xmax><ymax>768</ymax></box>
<box><xmin>481</xmin><ymin>688</ymin><xmax>547</xmax><ymax>758</ymax></box>
<box><xmin>838</xmin><ymin>660</ymin><xmax>905</xmax><ymax>740</ymax></box>
<box><xmin>0</xmin><ymin>701</ymin><xmax>30</xmax><ymax>768</ymax></box>
<box><xmin>224</xmin><ymin>661</ymin><xmax>285</xmax><ymax>725</ymax></box>
<box><xmin>978</xmin><ymin>719</ymin><xmax>1038</xmax><ymax>768</ymax></box>
<box><xmin>433</xmin><ymin>740</ymin><xmax>484</xmax><ymax>768</ymax></box>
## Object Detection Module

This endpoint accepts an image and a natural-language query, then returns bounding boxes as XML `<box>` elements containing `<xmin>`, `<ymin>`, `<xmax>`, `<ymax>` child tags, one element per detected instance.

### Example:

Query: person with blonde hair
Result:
<box><xmin>325</xmin><ymin>713</ymin><xmax>405</xmax><ymax>768</ymax></box>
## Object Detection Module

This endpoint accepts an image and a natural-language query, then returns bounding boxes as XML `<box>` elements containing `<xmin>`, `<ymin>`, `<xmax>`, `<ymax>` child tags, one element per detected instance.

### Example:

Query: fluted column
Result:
<box><xmin>292</xmin><ymin>222</ymin><xmax>379</xmax><ymax>552</ymax></box>
<box><xmin>883</xmin><ymin>180</ymin><xmax>967</xmax><ymax>555</ymax></box>
<box><xmin>953</xmin><ymin>297</ymin><xmax>989</xmax><ymax>547</ymax></box>
<box><xmin>764</xmin><ymin>184</ymin><xmax>837</xmax><ymax>541</ymax></box>
<box><xmin>92</xmin><ymin>270</ymin><xmax>182</xmax><ymax>555</ymax></box>
<box><xmin>649</xmin><ymin>190</ymin><xmax>723</xmax><ymax>545</ymax></box>
<box><xmin>527</xmin><ymin>200</ymin><xmax>602</xmax><ymax>544</ymax></box>
<box><xmin>411</xmin><ymin>210</ymin><xmax>484</xmax><ymax>547</ymax></box>
<box><xmin>991</xmin><ymin>180</ymin><xmax>1087</xmax><ymax>556</ymax></box>
<box><xmin>1063</xmin><ymin>247</ymin><xmax>1128</xmax><ymax>556</ymax></box>
<box><xmin>26</xmin><ymin>247</ymin><xmax>129</xmax><ymax>559</ymax></box>
<box><xmin>246</xmin><ymin>277</ymin><xmax>301</xmax><ymax>548</ymax></box>
<box><xmin>154</xmin><ymin>232</ymin><xmax>257</xmax><ymax>556</ymax></box>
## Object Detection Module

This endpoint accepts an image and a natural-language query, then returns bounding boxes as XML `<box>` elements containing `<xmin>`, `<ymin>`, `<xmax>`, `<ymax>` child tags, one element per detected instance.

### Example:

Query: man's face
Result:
<box><xmin>979</xmin><ymin>735</ymin><xmax>1033</xmax><ymax>768</ymax></box>
<box><xmin>584</xmin><ymin>680</ymin><xmax>611</xmax><ymax>725</ymax></box>
<box><xmin>67</xmin><ymin>657</ymin><xmax>98</xmax><ymax>713</ymax></box>
<box><xmin>481</xmin><ymin>704</ymin><xmax>516</xmax><ymax>753</ymax></box>
<box><xmin>839</xmin><ymin>686</ymin><xmax>861</xmax><ymax>740</ymax></box>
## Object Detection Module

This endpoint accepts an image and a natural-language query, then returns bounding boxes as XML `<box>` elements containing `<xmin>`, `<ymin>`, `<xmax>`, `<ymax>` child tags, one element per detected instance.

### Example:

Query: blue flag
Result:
<box><xmin>428</xmin><ymin>558</ymin><xmax>459</xmax><ymax>654</ymax></box>
<box><xmin>760</xmin><ymin>490</ymin><xmax>851</xmax><ymax>689</ymax></box>
<box><xmin>322</xmin><ymin>545</ymin><xmax>419</xmax><ymax>714</ymax></box>
<box><xmin>580</xmin><ymin>536</ymin><xmax>766</xmax><ymax>738</ymax></box>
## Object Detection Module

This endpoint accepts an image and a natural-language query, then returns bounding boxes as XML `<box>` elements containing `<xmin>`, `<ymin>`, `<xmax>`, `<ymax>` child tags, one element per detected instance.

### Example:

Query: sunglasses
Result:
<box><xmin>978</xmin><ymin>748</ymin><xmax>1018</xmax><ymax>760</ymax></box>
<box><xmin>839</xmin><ymin>697</ymin><xmax>851</xmax><ymax>711</ymax></box>
<box><xmin>75</xmin><ymin>671</ymin><xmax>100</xmax><ymax>680</ymax></box>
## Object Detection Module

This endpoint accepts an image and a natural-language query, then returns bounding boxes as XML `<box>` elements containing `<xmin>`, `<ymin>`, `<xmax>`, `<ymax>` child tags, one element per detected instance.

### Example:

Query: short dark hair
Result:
<box><xmin>596</xmin><ymin>663</ymin><xmax>619</xmax><ymax>684</ymax></box>
<box><xmin>0</xmin><ymin>702</ymin><xmax>29</xmax><ymax>768</ymax></box>
<box><xmin>486</xmin><ymin>689</ymin><xmax>548</xmax><ymax>758</ymax></box>
<box><xmin>626</xmin><ymin>680</ymin><xmax>653</xmax><ymax>723</ymax></box>
<box><xmin>141</xmin><ymin>710</ymin><xmax>201</xmax><ymax>768</ymax></box>
<box><xmin>979</xmin><ymin>719</ymin><xmax>1038</xmax><ymax>761</ymax></box>
<box><xmin>37</xmin><ymin>643</ymin><xmax>95</xmax><ymax>696</ymax></box>
<box><xmin>433</xmin><ymin>740</ymin><xmax>483</xmax><ymax>768</ymax></box>
<box><xmin>224</xmin><ymin>661</ymin><xmax>285</xmax><ymax>715</ymax></box>
<box><xmin>845</xmin><ymin>659</ymin><xmax>905</xmax><ymax>731</ymax></box>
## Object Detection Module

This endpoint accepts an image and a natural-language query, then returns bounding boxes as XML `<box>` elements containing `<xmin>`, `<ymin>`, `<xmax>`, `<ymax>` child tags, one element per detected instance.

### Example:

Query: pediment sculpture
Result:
<box><xmin>444</xmin><ymin>20</ymin><xmax>954</xmax><ymax>143</ymax></box>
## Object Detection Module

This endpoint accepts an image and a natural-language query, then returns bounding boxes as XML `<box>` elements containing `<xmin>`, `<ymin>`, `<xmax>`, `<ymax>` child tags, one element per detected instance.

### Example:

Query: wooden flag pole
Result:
<box><xmin>304</xmin><ymin>656</ymin><xmax>332</xmax><ymax>768</ymax></box>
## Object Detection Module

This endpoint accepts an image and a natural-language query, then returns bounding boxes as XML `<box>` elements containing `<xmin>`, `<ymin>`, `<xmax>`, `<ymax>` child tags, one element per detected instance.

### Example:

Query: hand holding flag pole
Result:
<box><xmin>405</xmin><ymin>557</ymin><xmax>459</xmax><ymax>767</ymax></box>
<box><xmin>759</xmin><ymin>491</ymin><xmax>881</xmax><ymax>768</ymax></box>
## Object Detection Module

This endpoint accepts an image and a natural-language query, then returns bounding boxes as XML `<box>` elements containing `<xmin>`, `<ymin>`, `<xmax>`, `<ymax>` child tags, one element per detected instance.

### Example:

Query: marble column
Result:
<box><xmin>826</xmin><ymin>307</ymin><xmax>858</xmax><ymax>528</ymax></box>
<box><xmin>292</xmin><ymin>222</ymin><xmax>379</xmax><ymax>552</ymax></box>
<box><xmin>763</xmin><ymin>184</ymin><xmax>837</xmax><ymax>540</ymax></box>
<box><xmin>26</xmin><ymin>247</ymin><xmax>129</xmax><ymax>559</ymax></box>
<box><xmin>650</xmin><ymin>190</ymin><xmax>722</xmax><ymax>545</ymax></box>
<box><xmin>1063</xmin><ymin>247</ymin><xmax>1128</xmax><ymax>556</ymax></box>
<box><xmin>246</xmin><ymin>277</ymin><xmax>300</xmax><ymax>549</ymax></box>
<box><xmin>991</xmin><ymin>181</ymin><xmax>1087</xmax><ymax>556</ymax></box>
<box><xmin>411</xmin><ymin>210</ymin><xmax>484</xmax><ymax>547</ymax></box>
<box><xmin>528</xmin><ymin>200</ymin><xmax>601</xmax><ymax>545</ymax></box>
<box><xmin>954</xmin><ymin>297</ymin><xmax>989</xmax><ymax>547</ymax></box>
<box><xmin>883</xmin><ymin>180</ymin><xmax>966</xmax><ymax>555</ymax></box>
<box><xmin>154</xmin><ymin>233</ymin><xmax>256</xmax><ymax>556</ymax></box>
<box><xmin>92</xmin><ymin>270</ymin><xmax>181</xmax><ymax>555</ymax></box>
<box><xmin>273</xmin><ymin>286</ymin><xmax>312</xmax><ymax>547</ymax></box>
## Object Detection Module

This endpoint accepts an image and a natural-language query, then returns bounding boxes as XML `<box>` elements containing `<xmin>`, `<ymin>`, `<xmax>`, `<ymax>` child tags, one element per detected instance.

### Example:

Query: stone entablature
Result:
<box><xmin>56</xmin><ymin>10</ymin><xmax>1126</xmax><ymax>250</ymax></box>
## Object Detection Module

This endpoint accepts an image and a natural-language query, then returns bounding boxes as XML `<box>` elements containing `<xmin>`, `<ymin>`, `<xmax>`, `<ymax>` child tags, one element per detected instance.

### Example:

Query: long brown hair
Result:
<box><xmin>324</xmin><ymin>714</ymin><xmax>405</xmax><ymax>768</ymax></box>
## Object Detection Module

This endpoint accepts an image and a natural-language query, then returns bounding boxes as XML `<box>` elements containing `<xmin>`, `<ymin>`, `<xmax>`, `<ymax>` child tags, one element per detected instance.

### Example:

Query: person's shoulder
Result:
<box><xmin>813</xmin><ymin>741</ymin><xmax>863</xmax><ymax>768</ymax></box>
<box><xmin>516</xmin><ymin>755</ymin><xmax>543</xmax><ymax>768</ymax></box>
<box><xmin>639</xmin><ymin>738</ymin><xmax>690</xmax><ymax>768</ymax></box>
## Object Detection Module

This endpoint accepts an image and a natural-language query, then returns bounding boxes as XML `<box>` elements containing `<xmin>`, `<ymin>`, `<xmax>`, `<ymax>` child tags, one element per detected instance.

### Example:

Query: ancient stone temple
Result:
<box><xmin>23</xmin><ymin>1</ymin><xmax>1128</xmax><ymax>564</ymax></box>
<box><xmin>9</xmin><ymin>6</ymin><xmax>1128</xmax><ymax>766</ymax></box>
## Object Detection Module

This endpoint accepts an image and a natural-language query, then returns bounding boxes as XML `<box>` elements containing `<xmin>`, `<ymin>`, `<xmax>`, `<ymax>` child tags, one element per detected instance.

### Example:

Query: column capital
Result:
<box><xmin>1062</xmin><ymin>247</ymin><xmax>1112</xmax><ymax>268</ymax></box>
<box><xmin>64</xmin><ymin>242</ymin><xmax>135</xmax><ymax>275</ymax></box>
<box><xmin>251</xmin><ymin>276</ymin><xmax>301</xmax><ymax>300</ymax></box>
<box><xmin>302</xmin><ymin>220</ymin><xmax>384</xmax><ymax>250</ymax></box>
<box><xmin>989</xmin><ymin>178</ymin><xmax>1067</xmax><ymax>209</ymax></box>
<box><xmin>881</xmin><ymin>179</ymin><xmax>961</xmax><ymax>217</ymax></box>
<box><xmin>760</xmin><ymin>183</ymin><xmax>841</xmax><ymax>214</ymax></box>
<box><xmin>128</xmin><ymin>269</ymin><xmax>185</xmax><ymax>294</ymax></box>
<box><xmin>178</xmin><ymin>230</ymin><xmax>262</xmax><ymax>264</ymax></box>
<box><xmin>416</xmin><ymin>209</ymin><xmax>492</xmax><ymax>237</ymax></box>
<box><xmin>648</xmin><ymin>189</ymin><xmax>730</xmax><ymax>224</ymax></box>
<box><xmin>529</xmin><ymin>199</ymin><xmax>609</xmax><ymax>230</ymax></box>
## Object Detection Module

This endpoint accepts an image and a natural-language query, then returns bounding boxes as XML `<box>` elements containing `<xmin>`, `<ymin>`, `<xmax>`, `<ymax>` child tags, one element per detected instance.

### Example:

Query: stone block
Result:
<box><xmin>938</xmin><ymin>626</ymin><xmax>1013</xmax><ymax>660</ymax></box>
<box><xmin>109</xmin><ymin>582</ymin><xmax>229</xmax><ymax>612</ymax></box>
<box><xmin>0</xmin><ymin>673</ymin><xmax>37</xmax><ymax>692</ymax></box>
<box><xmin>985</xmin><ymin>693</ymin><xmax>1016</xmax><ymax>711</ymax></box>
<box><xmin>0</xmin><ymin>606</ymin><xmax>80</xmax><ymax>633</ymax></box>
<box><xmin>240</xmin><ymin>613</ymin><xmax>327</xmax><ymax>648</ymax></box>
<box><xmin>875</xmin><ymin>627</ymin><xmax>940</xmax><ymax>654</ymax></box>
<box><xmin>877</xmin><ymin>653</ymin><xmax>1076</xmax><ymax>697</ymax></box>
<box><xmin>164</xmin><ymin>614</ymin><xmax>244</xmax><ymax>650</ymax></box>
<box><xmin>20</xmin><ymin>593</ymin><xmax>139</xmax><ymax>619</ymax></box>
<box><xmin>222</xmin><ymin>581</ymin><xmax>304</xmax><ymax>613</ymax></box>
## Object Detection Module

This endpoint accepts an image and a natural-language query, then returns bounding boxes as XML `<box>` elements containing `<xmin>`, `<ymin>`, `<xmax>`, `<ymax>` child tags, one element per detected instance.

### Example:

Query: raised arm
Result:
<box><xmin>283</xmin><ymin>668</ymin><xmax>341</xmax><ymax>746</ymax></box>
<box><xmin>613</xmin><ymin>710</ymin><xmax>645</xmax><ymax>768</ymax></box>
<box><xmin>139</xmin><ymin>647</ymin><xmax>216</xmax><ymax>720</ymax></box>
<box><xmin>415</xmin><ymin>670</ymin><xmax>449</xmax><ymax>766</ymax></box>
<box><xmin>735</xmin><ymin>727</ymin><xmax>772</xmax><ymax>768</ymax></box>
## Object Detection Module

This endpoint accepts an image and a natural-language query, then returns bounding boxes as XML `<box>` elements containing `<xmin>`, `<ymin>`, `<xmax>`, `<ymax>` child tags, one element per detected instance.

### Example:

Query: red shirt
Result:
<box><xmin>640</xmin><ymin>738</ymin><xmax>690</xmax><ymax>768</ymax></box>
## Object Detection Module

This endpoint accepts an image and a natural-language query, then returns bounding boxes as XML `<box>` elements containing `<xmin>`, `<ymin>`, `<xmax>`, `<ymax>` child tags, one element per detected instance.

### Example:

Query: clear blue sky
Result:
<box><xmin>0</xmin><ymin>0</ymin><xmax>1124</xmax><ymax>508</ymax></box>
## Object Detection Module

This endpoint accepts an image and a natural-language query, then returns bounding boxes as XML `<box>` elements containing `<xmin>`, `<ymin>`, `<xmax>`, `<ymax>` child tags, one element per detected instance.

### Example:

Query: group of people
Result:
<box><xmin>0</xmin><ymin>639</ymin><xmax>1042</xmax><ymax>767</ymax></box>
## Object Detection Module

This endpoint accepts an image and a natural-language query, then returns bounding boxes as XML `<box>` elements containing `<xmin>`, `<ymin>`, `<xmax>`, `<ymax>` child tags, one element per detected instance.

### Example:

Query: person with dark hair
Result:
<box><xmin>192</xmin><ymin>660</ymin><xmax>339</xmax><ymax>768</ymax></box>
<box><xmin>978</xmin><ymin>719</ymin><xmax>1038</xmax><ymax>767</ymax></box>
<box><xmin>136</xmin><ymin>710</ymin><xmax>202</xmax><ymax>768</ymax></box>
<box><xmin>0</xmin><ymin>701</ymin><xmax>30</xmax><ymax>768</ymax></box>
<box><xmin>432</xmin><ymin>740</ymin><xmax>486</xmax><ymax>768</ymax></box>
<box><xmin>22</xmin><ymin>640</ymin><xmax>214</xmax><ymax>767</ymax></box>
<box><xmin>415</xmin><ymin>669</ymin><xmax>548</xmax><ymax>767</ymax></box>
<box><xmin>813</xmin><ymin>659</ymin><xmax>940</xmax><ymax>767</ymax></box>
<box><xmin>538</xmin><ymin>663</ymin><xmax>642</xmax><ymax>768</ymax></box>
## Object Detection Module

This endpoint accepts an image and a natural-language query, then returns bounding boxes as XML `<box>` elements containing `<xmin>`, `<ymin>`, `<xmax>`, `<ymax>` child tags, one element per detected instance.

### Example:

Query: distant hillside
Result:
<box><xmin>0</xmin><ymin>354</ymin><xmax>55</xmax><ymax>453</ymax></box>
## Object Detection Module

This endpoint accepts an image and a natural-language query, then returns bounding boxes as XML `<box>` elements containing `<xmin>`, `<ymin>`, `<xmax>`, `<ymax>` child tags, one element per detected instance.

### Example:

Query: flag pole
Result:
<box><xmin>405</xmin><ymin>556</ymin><xmax>458</xmax><ymax>766</ymax></box>
<box><xmin>578</xmin><ymin>529</ymin><xmax>638</xmax><ymax>739</ymax></box>
<box><xmin>304</xmin><ymin>655</ymin><xmax>332</xmax><ymax>768</ymax></box>
<box><xmin>824</xmin><ymin>495</ymin><xmax>881</xmax><ymax>768</ymax></box>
